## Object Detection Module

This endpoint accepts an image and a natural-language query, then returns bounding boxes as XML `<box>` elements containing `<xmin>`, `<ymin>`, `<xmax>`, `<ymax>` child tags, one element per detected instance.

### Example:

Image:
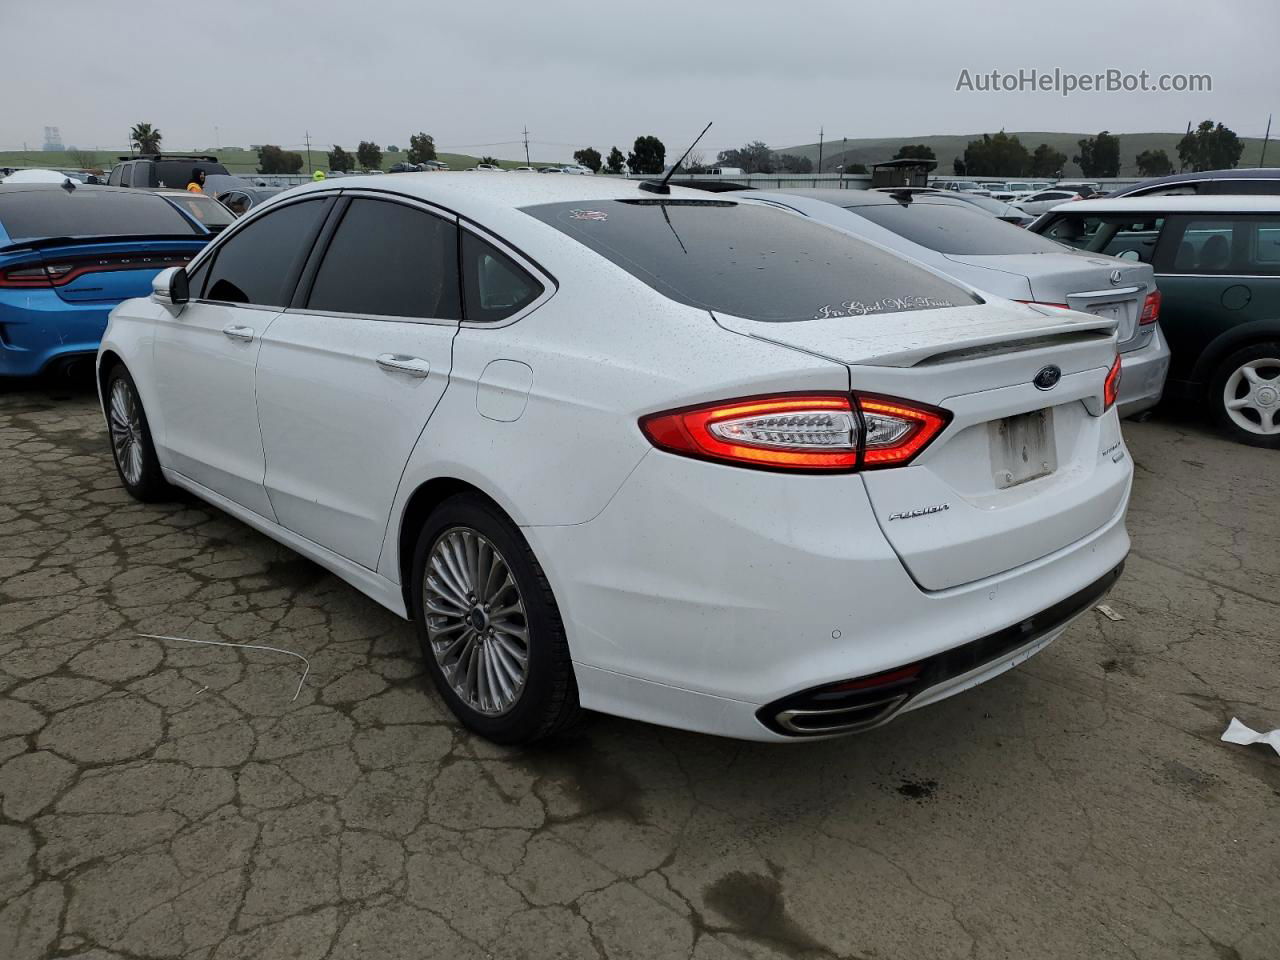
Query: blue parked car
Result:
<box><xmin>0</xmin><ymin>182</ymin><xmax>214</xmax><ymax>378</ymax></box>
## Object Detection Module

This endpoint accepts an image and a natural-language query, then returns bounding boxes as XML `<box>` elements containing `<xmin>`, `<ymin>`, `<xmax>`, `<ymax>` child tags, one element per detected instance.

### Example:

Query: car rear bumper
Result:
<box><xmin>527</xmin><ymin>446</ymin><xmax>1132</xmax><ymax>742</ymax></box>
<box><xmin>0</xmin><ymin>294</ymin><xmax>112</xmax><ymax>378</ymax></box>
<box><xmin>1117</xmin><ymin>324</ymin><xmax>1170</xmax><ymax>418</ymax></box>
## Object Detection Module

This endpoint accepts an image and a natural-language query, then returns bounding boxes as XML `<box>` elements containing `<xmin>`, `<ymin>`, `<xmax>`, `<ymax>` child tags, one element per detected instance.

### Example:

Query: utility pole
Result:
<box><xmin>841</xmin><ymin>136</ymin><xmax>846</xmax><ymax>182</ymax></box>
<box><xmin>523</xmin><ymin>126</ymin><xmax>531</xmax><ymax>166</ymax></box>
<box><xmin>1261</xmin><ymin>114</ymin><xmax>1272</xmax><ymax>168</ymax></box>
<box><xmin>304</xmin><ymin>131</ymin><xmax>313</xmax><ymax>174</ymax></box>
<box><xmin>817</xmin><ymin>127</ymin><xmax>824</xmax><ymax>174</ymax></box>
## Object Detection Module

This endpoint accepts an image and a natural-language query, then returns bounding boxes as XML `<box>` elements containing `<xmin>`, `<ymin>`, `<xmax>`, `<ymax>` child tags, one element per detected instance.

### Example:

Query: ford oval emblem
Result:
<box><xmin>1033</xmin><ymin>365</ymin><xmax>1062</xmax><ymax>390</ymax></box>
<box><xmin>1109</xmin><ymin>269</ymin><xmax>1123</xmax><ymax>285</ymax></box>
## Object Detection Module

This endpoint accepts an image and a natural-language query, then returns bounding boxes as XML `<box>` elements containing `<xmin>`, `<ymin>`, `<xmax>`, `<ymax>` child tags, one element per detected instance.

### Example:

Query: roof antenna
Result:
<box><xmin>640</xmin><ymin>121</ymin><xmax>713</xmax><ymax>195</ymax></box>
<box><xmin>61</xmin><ymin>177</ymin><xmax>77</xmax><ymax>192</ymax></box>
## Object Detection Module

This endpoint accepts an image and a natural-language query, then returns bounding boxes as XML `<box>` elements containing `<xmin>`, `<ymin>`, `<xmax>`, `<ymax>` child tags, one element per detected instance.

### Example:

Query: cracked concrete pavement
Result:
<box><xmin>0</xmin><ymin>379</ymin><xmax>1276</xmax><ymax>960</ymax></box>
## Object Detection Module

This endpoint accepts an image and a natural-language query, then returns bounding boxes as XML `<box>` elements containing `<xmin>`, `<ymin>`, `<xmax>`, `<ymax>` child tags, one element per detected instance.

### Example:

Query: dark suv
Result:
<box><xmin>107</xmin><ymin>155</ymin><xmax>230</xmax><ymax>190</ymax></box>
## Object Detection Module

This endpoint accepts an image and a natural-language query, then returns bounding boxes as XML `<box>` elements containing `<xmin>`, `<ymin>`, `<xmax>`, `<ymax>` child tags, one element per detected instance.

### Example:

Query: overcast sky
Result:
<box><xmin>3</xmin><ymin>0</ymin><xmax>1277</xmax><ymax>159</ymax></box>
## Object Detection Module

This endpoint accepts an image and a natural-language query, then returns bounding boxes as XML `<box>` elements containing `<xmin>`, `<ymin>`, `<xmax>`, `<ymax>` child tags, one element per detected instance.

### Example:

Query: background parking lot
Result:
<box><xmin>1</xmin><ymin>381</ymin><xmax>1277</xmax><ymax>960</ymax></box>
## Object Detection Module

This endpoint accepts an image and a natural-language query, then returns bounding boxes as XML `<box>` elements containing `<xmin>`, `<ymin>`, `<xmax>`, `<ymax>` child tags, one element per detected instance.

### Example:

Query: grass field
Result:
<box><xmin>0</xmin><ymin>147</ymin><xmax>576</xmax><ymax>175</ymax></box>
<box><xmin>780</xmin><ymin>131</ymin><xmax>1276</xmax><ymax>177</ymax></box>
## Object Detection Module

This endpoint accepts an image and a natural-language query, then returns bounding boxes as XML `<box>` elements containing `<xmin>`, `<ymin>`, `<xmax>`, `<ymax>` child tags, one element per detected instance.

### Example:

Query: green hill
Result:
<box><xmin>779</xmin><ymin>131</ymin><xmax>1275</xmax><ymax>177</ymax></box>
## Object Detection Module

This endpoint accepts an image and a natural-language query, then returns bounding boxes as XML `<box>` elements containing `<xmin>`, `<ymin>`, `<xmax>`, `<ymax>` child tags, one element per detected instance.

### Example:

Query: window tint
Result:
<box><xmin>120</xmin><ymin>165</ymin><xmax>134</xmax><ymax>187</ymax></box>
<box><xmin>461</xmin><ymin>232</ymin><xmax>544</xmax><ymax>322</ymax></box>
<box><xmin>107</xmin><ymin>166</ymin><xmax>123</xmax><ymax>186</ymax></box>
<box><xmin>845</xmin><ymin>200</ymin><xmax>1063</xmax><ymax>255</ymax></box>
<box><xmin>522</xmin><ymin>199</ymin><xmax>977</xmax><ymax>323</ymax></box>
<box><xmin>306</xmin><ymin>198</ymin><xmax>461</xmax><ymax>319</ymax></box>
<box><xmin>0</xmin><ymin>188</ymin><xmax>202</xmax><ymax>242</ymax></box>
<box><xmin>204</xmin><ymin>199</ymin><xmax>328</xmax><ymax>306</ymax></box>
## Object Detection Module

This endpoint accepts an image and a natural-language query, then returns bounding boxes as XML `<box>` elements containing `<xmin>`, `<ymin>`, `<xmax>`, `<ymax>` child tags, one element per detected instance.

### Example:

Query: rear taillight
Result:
<box><xmin>639</xmin><ymin>393</ymin><xmax>949</xmax><ymax>472</ymax></box>
<box><xmin>1139</xmin><ymin>290</ymin><xmax>1161</xmax><ymax>325</ymax></box>
<box><xmin>0</xmin><ymin>264</ymin><xmax>70</xmax><ymax>287</ymax></box>
<box><xmin>1103</xmin><ymin>355</ymin><xmax>1122</xmax><ymax>411</ymax></box>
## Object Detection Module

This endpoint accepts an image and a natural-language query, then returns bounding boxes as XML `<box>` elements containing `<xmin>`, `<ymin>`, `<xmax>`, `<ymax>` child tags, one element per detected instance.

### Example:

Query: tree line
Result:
<box><xmin>122</xmin><ymin>120</ymin><xmax>1250</xmax><ymax>180</ymax></box>
<box><xmin>950</xmin><ymin>120</ymin><xmax>1243</xmax><ymax>178</ymax></box>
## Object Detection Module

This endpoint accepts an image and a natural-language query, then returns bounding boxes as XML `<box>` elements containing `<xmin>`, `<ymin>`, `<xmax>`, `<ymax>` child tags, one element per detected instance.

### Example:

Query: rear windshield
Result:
<box><xmin>152</xmin><ymin>160</ymin><xmax>229</xmax><ymax>188</ymax></box>
<box><xmin>163</xmin><ymin>193</ymin><xmax>236</xmax><ymax>231</ymax></box>
<box><xmin>0</xmin><ymin>188</ymin><xmax>203</xmax><ymax>243</ymax></box>
<box><xmin>844</xmin><ymin>200</ymin><xmax>1062</xmax><ymax>255</ymax></box>
<box><xmin>522</xmin><ymin>199</ymin><xmax>976</xmax><ymax>322</ymax></box>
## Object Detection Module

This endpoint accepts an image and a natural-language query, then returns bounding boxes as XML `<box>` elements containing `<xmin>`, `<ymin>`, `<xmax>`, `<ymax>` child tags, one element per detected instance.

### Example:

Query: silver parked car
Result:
<box><xmin>741</xmin><ymin>189</ymin><xmax>1170</xmax><ymax>417</ymax></box>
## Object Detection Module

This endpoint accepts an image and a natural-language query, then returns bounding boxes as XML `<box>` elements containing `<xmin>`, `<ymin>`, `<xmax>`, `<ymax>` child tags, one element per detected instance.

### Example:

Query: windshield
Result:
<box><xmin>522</xmin><ymin>198</ymin><xmax>977</xmax><ymax>322</ymax></box>
<box><xmin>842</xmin><ymin>200</ymin><xmax>1062</xmax><ymax>255</ymax></box>
<box><xmin>0</xmin><ymin>188</ymin><xmax>203</xmax><ymax>243</ymax></box>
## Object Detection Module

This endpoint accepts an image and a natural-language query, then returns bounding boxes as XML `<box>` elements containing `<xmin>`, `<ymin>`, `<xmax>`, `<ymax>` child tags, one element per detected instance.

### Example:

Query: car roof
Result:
<box><xmin>266</xmin><ymin>172</ymin><xmax>713</xmax><ymax>215</ymax></box>
<box><xmin>1050</xmin><ymin>195</ymin><xmax>1280</xmax><ymax>214</ymax></box>
<box><xmin>1117</xmin><ymin>167</ymin><xmax>1280</xmax><ymax>193</ymax></box>
<box><xmin>0</xmin><ymin>182</ymin><xmax>140</xmax><ymax>197</ymax></box>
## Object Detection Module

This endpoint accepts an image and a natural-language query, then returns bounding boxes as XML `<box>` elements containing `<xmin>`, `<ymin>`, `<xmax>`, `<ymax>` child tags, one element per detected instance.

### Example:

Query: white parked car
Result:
<box><xmin>98</xmin><ymin>176</ymin><xmax>1131</xmax><ymax>743</ymax></box>
<box><xmin>1014</xmin><ymin>188</ymin><xmax>1086</xmax><ymax>217</ymax></box>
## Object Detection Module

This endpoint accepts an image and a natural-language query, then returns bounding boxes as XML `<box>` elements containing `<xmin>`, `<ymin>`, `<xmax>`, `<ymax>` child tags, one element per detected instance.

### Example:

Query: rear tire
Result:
<box><xmin>1208</xmin><ymin>343</ymin><xmax>1280</xmax><ymax>449</ymax></box>
<box><xmin>104</xmin><ymin>363</ymin><xmax>173</xmax><ymax>501</ymax></box>
<box><xmin>410</xmin><ymin>493</ymin><xmax>580</xmax><ymax>744</ymax></box>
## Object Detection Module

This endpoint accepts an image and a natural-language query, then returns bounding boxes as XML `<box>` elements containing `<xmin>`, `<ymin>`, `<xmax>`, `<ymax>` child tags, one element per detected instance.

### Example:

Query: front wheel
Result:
<box><xmin>104</xmin><ymin>364</ymin><xmax>173</xmax><ymax>501</ymax></box>
<box><xmin>410</xmin><ymin>494</ymin><xmax>580</xmax><ymax>744</ymax></box>
<box><xmin>1209</xmin><ymin>343</ymin><xmax>1280</xmax><ymax>448</ymax></box>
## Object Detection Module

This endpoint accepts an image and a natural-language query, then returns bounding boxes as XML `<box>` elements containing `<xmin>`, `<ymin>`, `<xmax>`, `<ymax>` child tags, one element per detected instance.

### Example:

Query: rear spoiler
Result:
<box><xmin>0</xmin><ymin>234</ymin><xmax>208</xmax><ymax>253</ymax></box>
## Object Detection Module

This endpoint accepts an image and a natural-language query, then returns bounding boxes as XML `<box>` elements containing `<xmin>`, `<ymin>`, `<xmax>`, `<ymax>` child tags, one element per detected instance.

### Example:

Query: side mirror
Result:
<box><xmin>152</xmin><ymin>266</ymin><xmax>190</xmax><ymax>306</ymax></box>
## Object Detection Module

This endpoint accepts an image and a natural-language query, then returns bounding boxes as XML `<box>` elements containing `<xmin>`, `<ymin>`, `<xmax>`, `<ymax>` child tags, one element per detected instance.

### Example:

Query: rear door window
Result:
<box><xmin>202</xmin><ymin>198</ymin><xmax>329</xmax><ymax>306</ymax></box>
<box><xmin>843</xmin><ymin>200</ymin><xmax>1063</xmax><ymax>255</ymax></box>
<box><xmin>305</xmin><ymin>198</ymin><xmax>462</xmax><ymax>319</ymax></box>
<box><xmin>522</xmin><ymin>198</ymin><xmax>977</xmax><ymax>322</ymax></box>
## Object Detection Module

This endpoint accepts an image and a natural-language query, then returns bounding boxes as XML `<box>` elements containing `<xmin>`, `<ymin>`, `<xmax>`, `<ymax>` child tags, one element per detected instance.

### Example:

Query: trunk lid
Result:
<box><xmin>942</xmin><ymin>251</ymin><xmax>1155</xmax><ymax>351</ymax></box>
<box><xmin>715</xmin><ymin>301</ymin><xmax>1131</xmax><ymax>591</ymax></box>
<box><xmin>35</xmin><ymin>239</ymin><xmax>204</xmax><ymax>304</ymax></box>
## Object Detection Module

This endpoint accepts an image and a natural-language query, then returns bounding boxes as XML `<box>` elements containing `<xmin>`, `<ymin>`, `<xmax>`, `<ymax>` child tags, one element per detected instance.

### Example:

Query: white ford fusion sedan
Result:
<box><xmin>97</xmin><ymin>174</ymin><xmax>1131</xmax><ymax>744</ymax></box>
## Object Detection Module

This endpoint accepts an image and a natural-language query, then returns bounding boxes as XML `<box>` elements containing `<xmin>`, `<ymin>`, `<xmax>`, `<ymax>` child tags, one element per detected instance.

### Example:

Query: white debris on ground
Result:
<box><xmin>1221</xmin><ymin>717</ymin><xmax>1280</xmax><ymax>757</ymax></box>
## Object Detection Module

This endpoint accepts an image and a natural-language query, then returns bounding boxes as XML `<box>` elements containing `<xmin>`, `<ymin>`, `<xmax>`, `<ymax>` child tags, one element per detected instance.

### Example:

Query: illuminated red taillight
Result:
<box><xmin>1103</xmin><ymin>355</ymin><xmax>1122</xmax><ymax>411</ymax></box>
<box><xmin>1139</xmin><ymin>290</ymin><xmax>1161</xmax><ymax>325</ymax></box>
<box><xmin>858</xmin><ymin>395</ymin><xmax>950</xmax><ymax>468</ymax></box>
<box><xmin>639</xmin><ymin>392</ymin><xmax>949</xmax><ymax>472</ymax></box>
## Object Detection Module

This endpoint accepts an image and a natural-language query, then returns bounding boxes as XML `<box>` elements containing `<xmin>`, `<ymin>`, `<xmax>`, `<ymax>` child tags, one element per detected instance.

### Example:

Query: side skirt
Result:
<box><xmin>163</xmin><ymin>468</ymin><xmax>410</xmax><ymax>619</ymax></box>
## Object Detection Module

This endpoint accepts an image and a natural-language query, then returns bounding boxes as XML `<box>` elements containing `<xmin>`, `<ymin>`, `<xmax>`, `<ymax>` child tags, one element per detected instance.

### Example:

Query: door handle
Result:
<box><xmin>222</xmin><ymin>324</ymin><xmax>255</xmax><ymax>342</ymax></box>
<box><xmin>376</xmin><ymin>354</ymin><xmax>431</xmax><ymax>378</ymax></box>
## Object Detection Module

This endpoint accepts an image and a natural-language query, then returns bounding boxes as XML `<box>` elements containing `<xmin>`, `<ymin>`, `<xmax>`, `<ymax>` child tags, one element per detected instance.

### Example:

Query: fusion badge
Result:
<box><xmin>887</xmin><ymin>503</ymin><xmax>950</xmax><ymax>521</ymax></box>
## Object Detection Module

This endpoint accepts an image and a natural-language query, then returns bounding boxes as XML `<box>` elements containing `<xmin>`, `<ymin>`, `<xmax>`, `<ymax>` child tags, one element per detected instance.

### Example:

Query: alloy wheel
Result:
<box><xmin>108</xmin><ymin>379</ymin><xmax>145</xmax><ymax>485</ymax></box>
<box><xmin>423</xmin><ymin>527</ymin><xmax>530</xmax><ymax>716</ymax></box>
<box><xmin>1222</xmin><ymin>357</ymin><xmax>1280</xmax><ymax>436</ymax></box>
